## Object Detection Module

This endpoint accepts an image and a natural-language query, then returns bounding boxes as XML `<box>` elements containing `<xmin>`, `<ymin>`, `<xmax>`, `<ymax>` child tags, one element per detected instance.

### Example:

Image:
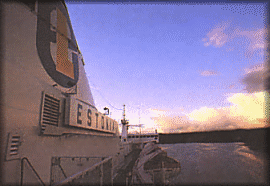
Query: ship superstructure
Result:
<box><xmin>1</xmin><ymin>1</ymin><xmax>120</xmax><ymax>185</ymax></box>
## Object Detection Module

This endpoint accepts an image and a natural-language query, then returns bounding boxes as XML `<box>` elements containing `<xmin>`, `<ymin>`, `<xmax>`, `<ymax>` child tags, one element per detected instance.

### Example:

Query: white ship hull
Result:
<box><xmin>1</xmin><ymin>2</ymin><xmax>120</xmax><ymax>185</ymax></box>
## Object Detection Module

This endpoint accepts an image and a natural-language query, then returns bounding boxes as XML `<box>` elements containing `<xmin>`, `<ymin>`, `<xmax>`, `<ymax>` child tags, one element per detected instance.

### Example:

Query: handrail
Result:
<box><xmin>51</xmin><ymin>156</ymin><xmax>112</xmax><ymax>186</ymax></box>
<box><xmin>21</xmin><ymin>157</ymin><xmax>45</xmax><ymax>186</ymax></box>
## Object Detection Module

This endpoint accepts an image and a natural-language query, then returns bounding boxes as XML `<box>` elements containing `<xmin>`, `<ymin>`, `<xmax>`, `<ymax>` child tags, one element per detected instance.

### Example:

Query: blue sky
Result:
<box><xmin>66</xmin><ymin>2</ymin><xmax>267</xmax><ymax>133</ymax></box>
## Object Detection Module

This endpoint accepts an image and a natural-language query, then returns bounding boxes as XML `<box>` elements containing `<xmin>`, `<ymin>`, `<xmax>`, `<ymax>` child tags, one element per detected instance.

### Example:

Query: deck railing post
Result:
<box><xmin>126</xmin><ymin>176</ymin><xmax>128</xmax><ymax>186</ymax></box>
<box><xmin>100</xmin><ymin>162</ymin><xmax>103</xmax><ymax>186</ymax></box>
<box><xmin>162</xmin><ymin>161</ymin><xmax>165</xmax><ymax>186</ymax></box>
<box><xmin>20</xmin><ymin>157</ymin><xmax>45</xmax><ymax>186</ymax></box>
<box><xmin>152</xmin><ymin>170</ymin><xmax>154</xmax><ymax>185</ymax></box>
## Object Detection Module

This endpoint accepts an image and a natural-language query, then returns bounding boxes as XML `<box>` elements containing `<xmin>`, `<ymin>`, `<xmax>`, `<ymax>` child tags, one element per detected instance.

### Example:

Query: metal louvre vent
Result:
<box><xmin>10</xmin><ymin>134</ymin><xmax>20</xmax><ymax>156</ymax></box>
<box><xmin>41</xmin><ymin>93</ymin><xmax>60</xmax><ymax>132</ymax></box>
<box><xmin>5</xmin><ymin>132</ymin><xmax>21</xmax><ymax>161</ymax></box>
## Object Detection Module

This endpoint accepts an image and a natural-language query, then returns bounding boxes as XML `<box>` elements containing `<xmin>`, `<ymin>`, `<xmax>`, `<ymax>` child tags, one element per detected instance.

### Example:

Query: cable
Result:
<box><xmin>87</xmin><ymin>79</ymin><xmax>122</xmax><ymax>110</ymax></box>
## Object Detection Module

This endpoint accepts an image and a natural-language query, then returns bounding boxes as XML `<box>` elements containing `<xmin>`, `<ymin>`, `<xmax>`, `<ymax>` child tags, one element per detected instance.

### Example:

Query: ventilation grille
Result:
<box><xmin>5</xmin><ymin>133</ymin><xmax>21</xmax><ymax>161</ymax></box>
<box><xmin>41</xmin><ymin>94</ymin><xmax>60</xmax><ymax>132</ymax></box>
<box><xmin>10</xmin><ymin>134</ymin><xmax>20</xmax><ymax>156</ymax></box>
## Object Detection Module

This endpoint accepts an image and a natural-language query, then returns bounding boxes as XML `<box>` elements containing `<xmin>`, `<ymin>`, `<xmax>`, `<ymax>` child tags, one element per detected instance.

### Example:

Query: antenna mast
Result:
<box><xmin>121</xmin><ymin>104</ymin><xmax>129</xmax><ymax>142</ymax></box>
<box><xmin>121</xmin><ymin>104</ymin><xmax>128</xmax><ymax>124</ymax></box>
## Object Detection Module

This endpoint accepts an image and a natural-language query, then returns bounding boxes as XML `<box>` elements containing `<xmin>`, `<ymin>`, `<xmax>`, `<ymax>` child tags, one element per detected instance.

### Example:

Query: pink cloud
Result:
<box><xmin>200</xmin><ymin>70</ymin><xmax>218</xmax><ymax>76</ymax></box>
<box><xmin>203</xmin><ymin>22</ymin><xmax>267</xmax><ymax>58</ymax></box>
<box><xmin>244</xmin><ymin>63</ymin><xmax>265</xmax><ymax>75</ymax></box>
<box><xmin>233</xmin><ymin>28</ymin><xmax>266</xmax><ymax>57</ymax></box>
<box><xmin>202</xmin><ymin>22</ymin><xmax>230</xmax><ymax>47</ymax></box>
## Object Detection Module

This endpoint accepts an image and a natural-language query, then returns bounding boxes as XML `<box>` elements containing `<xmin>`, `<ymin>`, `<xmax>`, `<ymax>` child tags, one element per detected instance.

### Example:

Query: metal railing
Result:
<box><xmin>51</xmin><ymin>156</ymin><xmax>113</xmax><ymax>186</ymax></box>
<box><xmin>20</xmin><ymin>157</ymin><xmax>45</xmax><ymax>186</ymax></box>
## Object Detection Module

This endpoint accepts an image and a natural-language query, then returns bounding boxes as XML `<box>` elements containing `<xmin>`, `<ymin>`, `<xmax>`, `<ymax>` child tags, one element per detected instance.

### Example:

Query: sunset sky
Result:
<box><xmin>66</xmin><ymin>2</ymin><xmax>268</xmax><ymax>133</ymax></box>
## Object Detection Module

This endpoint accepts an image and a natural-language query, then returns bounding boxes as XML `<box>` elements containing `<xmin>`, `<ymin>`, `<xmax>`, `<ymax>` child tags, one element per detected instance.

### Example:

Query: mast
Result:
<box><xmin>121</xmin><ymin>104</ymin><xmax>129</xmax><ymax>142</ymax></box>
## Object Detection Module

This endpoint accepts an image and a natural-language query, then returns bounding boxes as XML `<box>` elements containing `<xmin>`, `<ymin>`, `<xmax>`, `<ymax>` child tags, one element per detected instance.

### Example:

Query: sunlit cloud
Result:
<box><xmin>188</xmin><ymin>107</ymin><xmax>220</xmax><ymax>122</ymax></box>
<box><xmin>148</xmin><ymin>108</ymin><xmax>167</xmax><ymax>117</ymax></box>
<box><xmin>151</xmin><ymin>91</ymin><xmax>268</xmax><ymax>133</ymax></box>
<box><xmin>200</xmin><ymin>70</ymin><xmax>218</xmax><ymax>76</ymax></box>
<box><xmin>147</xmin><ymin>108</ymin><xmax>170</xmax><ymax>132</ymax></box>
<box><xmin>127</xmin><ymin>108</ymin><xmax>168</xmax><ymax>133</ymax></box>
<box><xmin>227</xmin><ymin>92</ymin><xmax>266</xmax><ymax>121</ymax></box>
<box><xmin>150</xmin><ymin>62</ymin><xmax>268</xmax><ymax>133</ymax></box>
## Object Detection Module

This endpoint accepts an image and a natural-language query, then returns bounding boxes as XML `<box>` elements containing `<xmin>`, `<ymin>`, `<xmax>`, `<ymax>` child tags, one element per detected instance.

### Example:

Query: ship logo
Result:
<box><xmin>36</xmin><ymin>3</ymin><xmax>79</xmax><ymax>88</ymax></box>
